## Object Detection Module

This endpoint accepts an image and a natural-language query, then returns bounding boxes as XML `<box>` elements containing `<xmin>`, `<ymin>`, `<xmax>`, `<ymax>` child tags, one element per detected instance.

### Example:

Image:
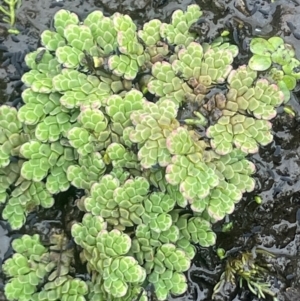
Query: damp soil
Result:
<box><xmin>0</xmin><ymin>0</ymin><xmax>300</xmax><ymax>301</ymax></box>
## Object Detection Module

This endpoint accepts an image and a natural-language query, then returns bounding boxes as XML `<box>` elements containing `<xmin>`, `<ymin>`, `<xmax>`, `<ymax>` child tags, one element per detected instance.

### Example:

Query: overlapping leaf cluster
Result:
<box><xmin>2</xmin><ymin>233</ymin><xmax>87</xmax><ymax>301</ymax></box>
<box><xmin>0</xmin><ymin>3</ymin><xmax>293</xmax><ymax>301</ymax></box>
<box><xmin>249</xmin><ymin>36</ymin><xmax>300</xmax><ymax>102</ymax></box>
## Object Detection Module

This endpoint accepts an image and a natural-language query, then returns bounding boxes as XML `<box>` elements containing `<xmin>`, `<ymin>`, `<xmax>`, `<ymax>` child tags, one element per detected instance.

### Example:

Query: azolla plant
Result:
<box><xmin>0</xmin><ymin>4</ymin><xmax>296</xmax><ymax>301</ymax></box>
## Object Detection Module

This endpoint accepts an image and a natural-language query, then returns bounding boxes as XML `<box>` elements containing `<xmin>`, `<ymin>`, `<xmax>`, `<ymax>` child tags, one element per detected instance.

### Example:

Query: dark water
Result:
<box><xmin>0</xmin><ymin>0</ymin><xmax>300</xmax><ymax>300</ymax></box>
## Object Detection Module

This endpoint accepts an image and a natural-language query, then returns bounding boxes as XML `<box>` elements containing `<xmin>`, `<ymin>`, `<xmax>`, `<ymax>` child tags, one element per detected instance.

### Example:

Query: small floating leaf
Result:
<box><xmin>282</xmin><ymin>75</ymin><xmax>296</xmax><ymax>91</ymax></box>
<box><xmin>272</xmin><ymin>51</ymin><xmax>286</xmax><ymax>65</ymax></box>
<box><xmin>268</xmin><ymin>37</ymin><xmax>284</xmax><ymax>50</ymax></box>
<box><xmin>277</xmin><ymin>80</ymin><xmax>291</xmax><ymax>103</ymax></box>
<box><xmin>250</xmin><ymin>38</ymin><xmax>274</xmax><ymax>56</ymax></box>
<box><xmin>248</xmin><ymin>54</ymin><xmax>272</xmax><ymax>71</ymax></box>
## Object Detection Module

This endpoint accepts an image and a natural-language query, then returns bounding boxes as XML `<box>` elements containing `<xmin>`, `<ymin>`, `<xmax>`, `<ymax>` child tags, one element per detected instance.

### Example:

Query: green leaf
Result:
<box><xmin>268</xmin><ymin>36</ymin><xmax>284</xmax><ymax>49</ymax></box>
<box><xmin>278</xmin><ymin>80</ymin><xmax>291</xmax><ymax>103</ymax></box>
<box><xmin>250</xmin><ymin>38</ymin><xmax>274</xmax><ymax>56</ymax></box>
<box><xmin>282</xmin><ymin>75</ymin><xmax>296</xmax><ymax>91</ymax></box>
<box><xmin>248</xmin><ymin>54</ymin><xmax>272</xmax><ymax>71</ymax></box>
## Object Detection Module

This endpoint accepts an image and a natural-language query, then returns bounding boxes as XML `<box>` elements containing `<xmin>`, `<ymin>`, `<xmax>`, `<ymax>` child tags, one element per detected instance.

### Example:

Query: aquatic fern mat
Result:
<box><xmin>1</xmin><ymin>4</ymin><xmax>299</xmax><ymax>301</ymax></box>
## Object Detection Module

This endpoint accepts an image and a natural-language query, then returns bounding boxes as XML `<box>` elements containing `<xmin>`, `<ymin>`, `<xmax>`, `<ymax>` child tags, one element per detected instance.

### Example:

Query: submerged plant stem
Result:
<box><xmin>0</xmin><ymin>0</ymin><xmax>21</xmax><ymax>33</ymax></box>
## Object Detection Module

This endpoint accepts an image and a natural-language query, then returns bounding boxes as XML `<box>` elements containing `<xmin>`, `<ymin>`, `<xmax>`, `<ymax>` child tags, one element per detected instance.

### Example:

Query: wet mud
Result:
<box><xmin>0</xmin><ymin>0</ymin><xmax>300</xmax><ymax>300</ymax></box>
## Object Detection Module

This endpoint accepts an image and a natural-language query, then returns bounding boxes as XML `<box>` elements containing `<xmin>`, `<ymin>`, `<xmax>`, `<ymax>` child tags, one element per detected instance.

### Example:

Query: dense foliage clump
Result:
<box><xmin>1</xmin><ymin>4</ymin><xmax>298</xmax><ymax>300</ymax></box>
